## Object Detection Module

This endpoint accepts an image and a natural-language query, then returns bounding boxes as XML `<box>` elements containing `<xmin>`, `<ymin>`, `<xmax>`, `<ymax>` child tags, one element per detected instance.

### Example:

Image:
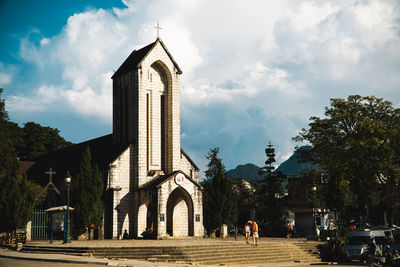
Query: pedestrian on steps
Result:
<box><xmin>252</xmin><ymin>221</ymin><xmax>259</xmax><ymax>246</ymax></box>
<box><xmin>285</xmin><ymin>220</ymin><xmax>292</xmax><ymax>238</ymax></box>
<box><xmin>244</xmin><ymin>221</ymin><xmax>252</xmax><ymax>244</ymax></box>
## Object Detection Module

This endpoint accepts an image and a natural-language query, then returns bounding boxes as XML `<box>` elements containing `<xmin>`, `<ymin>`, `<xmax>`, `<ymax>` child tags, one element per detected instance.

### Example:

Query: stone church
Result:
<box><xmin>26</xmin><ymin>38</ymin><xmax>204</xmax><ymax>239</ymax></box>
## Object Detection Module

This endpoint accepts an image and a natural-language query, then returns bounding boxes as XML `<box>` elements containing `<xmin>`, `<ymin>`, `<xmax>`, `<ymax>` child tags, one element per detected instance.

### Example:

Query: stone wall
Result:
<box><xmin>139</xmin><ymin>41</ymin><xmax>181</xmax><ymax>186</ymax></box>
<box><xmin>157</xmin><ymin>173</ymin><xmax>203</xmax><ymax>238</ymax></box>
<box><xmin>180</xmin><ymin>152</ymin><xmax>200</xmax><ymax>182</ymax></box>
<box><xmin>108</xmin><ymin>147</ymin><xmax>132</xmax><ymax>238</ymax></box>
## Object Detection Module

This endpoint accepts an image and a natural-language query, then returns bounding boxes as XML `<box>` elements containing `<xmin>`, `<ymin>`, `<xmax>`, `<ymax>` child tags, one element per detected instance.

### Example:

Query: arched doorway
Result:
<box><xmin>166</xmin><ymin>187</ymin><xmax>194</xmax><ymax>237</ymax></box>
<box><xmin>138</xmin><ymin>201</ymin><xmax>153</xmax><ymax>237</ymax></box>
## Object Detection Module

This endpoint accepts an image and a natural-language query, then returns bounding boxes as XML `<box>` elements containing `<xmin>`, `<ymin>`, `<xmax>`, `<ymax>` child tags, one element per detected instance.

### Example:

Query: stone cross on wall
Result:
<box><xmin>44</xmin><ymin>167</ymin><xmax>60</xmax><ymax>194</ymax></box>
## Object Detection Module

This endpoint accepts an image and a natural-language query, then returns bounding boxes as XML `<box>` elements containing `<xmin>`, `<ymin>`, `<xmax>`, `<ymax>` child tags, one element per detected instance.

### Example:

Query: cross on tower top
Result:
<box><xmin>154</xmin><ymin>21</ymin><xmax>162</xmax><ymax>39</ymax></box>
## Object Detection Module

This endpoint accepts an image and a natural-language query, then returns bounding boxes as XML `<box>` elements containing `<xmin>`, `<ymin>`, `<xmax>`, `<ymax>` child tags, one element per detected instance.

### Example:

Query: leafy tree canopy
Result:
<box><xmin>294</xmin><ymin>95</ymin><xmax>400</xmax><ymax>224</ymax></box>
<box><xmin>16</xmin><ymin>121</ymin><xmax>72</xmax><ymax>160</ymax></box>
<box><xmin>0</xmin><ymin>89</ymin><xmax>47</xmax><ymax>232</ymax></box>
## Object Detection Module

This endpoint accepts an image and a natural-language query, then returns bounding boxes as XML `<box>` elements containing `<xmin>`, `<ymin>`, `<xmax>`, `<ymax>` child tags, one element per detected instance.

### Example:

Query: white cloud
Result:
<box><xmin>40</xmin><ymin>38</ymin><xmax>50</xmax><ymax>46</ymax></box>
<box><xmin>6</xmin><ymin>0</ymin><xmax>400</xmax><ymax>173</ymax></box>
<box><xmin>7</xmin><ymin>85</ymin><xmax>63</xmax><ymax>112</ymax></box>
<box><xmin>0</xmin><ymin>72</ymin><xmax>12</xmax><ymax>87</ymax></box>
<box><xmin>0</xmin><ymin>63</ymin><xmax>14</xmax><ymax>87</ymax></box>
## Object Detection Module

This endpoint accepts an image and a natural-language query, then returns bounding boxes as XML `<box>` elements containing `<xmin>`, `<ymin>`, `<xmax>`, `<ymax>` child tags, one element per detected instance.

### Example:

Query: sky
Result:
<box><xmin>1</xmin><ymin>0</ymin><xmax>399</xmax><ymax>177</ymax></box>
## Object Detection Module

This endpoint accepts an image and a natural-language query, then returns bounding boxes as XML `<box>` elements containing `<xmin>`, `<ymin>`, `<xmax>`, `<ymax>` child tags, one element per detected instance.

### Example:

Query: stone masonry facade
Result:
<box><xmin>107</xmin><ymin>39</ymin><xmax>203</xmax><ymax>239</ymax></box>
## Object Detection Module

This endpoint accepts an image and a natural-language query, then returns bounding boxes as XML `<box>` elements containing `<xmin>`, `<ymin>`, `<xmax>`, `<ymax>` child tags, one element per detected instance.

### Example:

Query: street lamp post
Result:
<box><xmin>64</xmin><ymin>172</ymin><xmax>72</xmax><ymax>244</ymax></box>
<box><xmin>311</xmin><ymin>186</ymin><xmax>317</xmax><ymax>240</ymax></box>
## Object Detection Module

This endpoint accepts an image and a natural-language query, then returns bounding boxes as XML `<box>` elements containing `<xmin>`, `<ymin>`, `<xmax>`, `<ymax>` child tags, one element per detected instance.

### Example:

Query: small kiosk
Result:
<box><xmin>45</xmin><ymin>205</ymin><xmax>74</xmax><ymax>242</ymax></box>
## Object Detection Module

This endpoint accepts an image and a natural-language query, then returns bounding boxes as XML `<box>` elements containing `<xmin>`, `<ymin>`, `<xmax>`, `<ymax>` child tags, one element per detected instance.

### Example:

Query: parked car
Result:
<box><xmin>342</xmin><ymin>229</ymin><xmax>387</xmax><ymax>262</ymax></box>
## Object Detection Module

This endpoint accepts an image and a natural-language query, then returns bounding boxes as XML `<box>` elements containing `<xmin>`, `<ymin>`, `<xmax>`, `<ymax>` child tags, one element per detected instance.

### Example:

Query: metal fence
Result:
<box><xmin>31</xmin><ymin>209</ymin><xmax>48</xmax><ymax>239</ymax></box>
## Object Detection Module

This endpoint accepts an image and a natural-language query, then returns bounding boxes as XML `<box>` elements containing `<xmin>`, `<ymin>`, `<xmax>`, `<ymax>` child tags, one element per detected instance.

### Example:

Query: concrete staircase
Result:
<box><xmin>21</xmin><ymin>240</ymin><xmax>321</xmax><ymax>265</ymax></box>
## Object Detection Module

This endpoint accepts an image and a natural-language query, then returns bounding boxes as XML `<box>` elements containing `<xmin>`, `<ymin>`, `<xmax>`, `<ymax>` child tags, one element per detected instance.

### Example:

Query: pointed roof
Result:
<box><xmin>111</xmin><ymin>38</ymin><xmax>182</xmax><ymax>79</ymax></box>
<box><xmin>139</xmin><ymin>170</ymin><xmax>201</xmax><ymax>191</ymax></box>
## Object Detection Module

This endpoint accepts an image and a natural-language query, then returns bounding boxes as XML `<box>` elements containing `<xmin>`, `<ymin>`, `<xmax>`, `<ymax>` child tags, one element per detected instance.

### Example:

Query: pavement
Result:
<box><xmin>0</xmin><ymin>237</ymin><xmax>329</xmax><ymax>267</ymax></box>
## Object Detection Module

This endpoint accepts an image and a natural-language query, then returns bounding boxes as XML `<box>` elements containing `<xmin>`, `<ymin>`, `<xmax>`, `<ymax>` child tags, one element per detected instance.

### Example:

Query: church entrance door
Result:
<box><xmin>166</xmin><ymin>187</ymin><xmax>194</xmax><ymax>237</ymax></box>
<box><xmin>138</xmin><ymin>202</ymin><xmax>153</xmax><ymax>237</ymax></box>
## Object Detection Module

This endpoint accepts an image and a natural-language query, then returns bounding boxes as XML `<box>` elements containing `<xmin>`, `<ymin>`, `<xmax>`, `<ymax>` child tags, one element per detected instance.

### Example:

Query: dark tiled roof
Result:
<box><xmin>139</xmin><ymin>170</ymin><xmax>201</xmax><ymax>191</ymax></box>
<box><xmin>111</xmin><ymin>41</ymin><xmax>155</xmax><ymax>79</ymax></box>
<box><xmin>27</xmin><ymin>134</ymin><xmax>128</xmax><ymax>189</ymax></box>
<box><xmin>111</xmin><ymin>38</ymin><xmax>182</xmax><ymax>79</ymax></box>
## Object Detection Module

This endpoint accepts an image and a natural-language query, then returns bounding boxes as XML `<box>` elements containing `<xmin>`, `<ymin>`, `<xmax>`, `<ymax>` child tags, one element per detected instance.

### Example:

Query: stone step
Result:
<box><xmin>194</xmin><ymin>255</ymin><xmax>317</xmax><ymax>263</ymax></box>
<box><xmin>22</xmin><ymin>246</ymin><xmax>88</xmax><ymax>254</ymax></box>
<box><xmin>190</xmin><ymin>252</ymin><xmax>319</xmax><ymax>262</ymax></box>
<box><xmin>91</xmin><ymin>247</ymin><xmax>313</xmax><ymax>256</ymax></box>
<box><xmin>91</xmin><ymin>249</ymin><xmax>318</xmax><ymax>259</ymax></box>
<box><xmin>95</xmin><ymin>251</ymin><xmax>319</xmax><ymax>263</ymax></box>
<box><xmin>94</xmin><ymin>250</ymin><xmax>314</xmax><ymax>260</ymax></box>
<box><xmin>21</xmin><ymin>241</ymin><xmax>322</xmax><ymax>265</ymax></box>
<box><xmin>148</xmin><ymin>256</ymin><xmax>319</xmax><ymax>265</ymax></box>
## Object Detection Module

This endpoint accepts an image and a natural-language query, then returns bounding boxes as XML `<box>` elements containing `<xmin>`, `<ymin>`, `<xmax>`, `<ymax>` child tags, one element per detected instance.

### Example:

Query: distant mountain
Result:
<box><xmin>275</xmin><ymin>146</ymin><xmax>319</xmax><ymax>176</ymax></box>
<box><xmin>227</xmin><ymin>163</ymin><xmax>263</xmax><ymax>183</ymax></box>
<box><xmin>227</xmin><ymin>146</ymin><xmax>319</xmax><ymax>182</ymax></box>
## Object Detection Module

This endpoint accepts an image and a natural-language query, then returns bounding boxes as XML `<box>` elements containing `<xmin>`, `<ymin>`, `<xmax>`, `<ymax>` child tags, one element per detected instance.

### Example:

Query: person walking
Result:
<box><xmin>285</xmin><ymin>220</ymin><xmax>292</xmax><ymax>238</ymax></box>
<box><xmin>244</xmin><ymin>221</ymin><xmax>252</xmax><ymax>244</ymax></box>
<box><xmin>252</xmin><ymin>221</ymin><xmax>259</xmax><ymax>246</ymax></box>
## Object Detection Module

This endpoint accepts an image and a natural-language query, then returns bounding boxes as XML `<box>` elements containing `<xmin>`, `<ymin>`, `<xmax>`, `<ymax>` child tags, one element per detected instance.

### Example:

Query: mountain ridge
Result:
<box><xmin>227</xmin><ymin>146</ymin><xmax>318</xmax><ymax>181</ymax></box>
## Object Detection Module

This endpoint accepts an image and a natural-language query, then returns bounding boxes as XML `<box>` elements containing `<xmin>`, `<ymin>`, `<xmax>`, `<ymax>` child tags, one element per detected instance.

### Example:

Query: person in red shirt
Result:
<box><xmin>285</xmin><ymin>220</ymin><xmax>292</xmax><ymax>238</ymax></box>
<box><xmin>252</xmin><ymin>221</ymin><xmax>259</xmax><ymax>246</ymax></box>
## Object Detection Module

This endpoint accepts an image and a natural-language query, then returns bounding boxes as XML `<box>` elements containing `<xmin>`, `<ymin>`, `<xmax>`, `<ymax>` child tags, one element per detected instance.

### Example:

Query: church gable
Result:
<box><xmin>111</xmin><ymin>38</ymin><xmax>182</xmax><ymax>80</ymax></box>
<box><xmin>180</xmin><ymin>149</ymin><xmax>200</xmax><ymax>182</ymax></box>
<box><xmin>139</xmin><ymin>39</ymin><xmax>182</xmax><ymax>76</ymax></box>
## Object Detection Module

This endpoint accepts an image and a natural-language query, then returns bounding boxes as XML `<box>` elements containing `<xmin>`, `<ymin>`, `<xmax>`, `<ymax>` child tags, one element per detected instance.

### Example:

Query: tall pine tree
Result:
<box><xmin>257</xmin><ymin>142</ymin><xmax>286</xmax><ymax>236</ymax></box>
<box><xmin>73</xmin><ymin>146</ymin><xmax>104</xmax><ymax>235</ymax></box>
<box><xmin>203</xmin><ymin>148</ymin><xmax>238</xmax><ymax>235</ymax></box>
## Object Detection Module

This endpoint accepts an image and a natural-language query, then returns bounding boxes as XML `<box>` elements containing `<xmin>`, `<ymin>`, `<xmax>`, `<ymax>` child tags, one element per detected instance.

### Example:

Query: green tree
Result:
<box><xmin>17</xmin><ymin>121</ymin><xmax>72</xmax><ymax>160</ymax></box>
<box><xmin>294</xmin><ymin>95</ymin><xmax>399</xmax><ymax>225</ymax></box>
<box><xmin>90</xmin><ymin>165</ymin><xmax>104</xmax><ymax>227</ymax></box>
<box><xmin>0</xmin><ymin>88</ymin><xmax>18</xmax><ymax>178</ymax></box>
<box><xmin>0</xmin><ymin>172</ymin><xmax>47</xmax><ymax>234</ymax></box>
<box><xmin>27</xmin><ymin>178</ymin><xmax>47</xmax><ymax>206</ymax></box>
<box><xmin>203</xmin><ymin>148</ymin><xmax>238</xmax><ymax>235</ymax></box>
<box><xmin>0</xmin><ymin>87</ymin><xmax>20</xmax><ymax>232</ymax></box>
<box><xmin>0</xmin><ymin>88</ymin><xmax>45</xmax><ymax>233</ymax></box>
<box><xmin>73</xmin><ymin>146</ymin><xmax>104</xmax><ymax>235</ymax></box>
<box><xmin>382</xmin><ymin>111</ymin><xmax>400</xmax><ymax>226</ymax></box>
<box><xmin>256</xmin><ymin>142</ymin><xmax>286</xmax><ymax>236</ymax></box>
<box><xmin>232</xmin><ymin>179</ymin><xmax>257</xmax><ymax>229</ymax></box>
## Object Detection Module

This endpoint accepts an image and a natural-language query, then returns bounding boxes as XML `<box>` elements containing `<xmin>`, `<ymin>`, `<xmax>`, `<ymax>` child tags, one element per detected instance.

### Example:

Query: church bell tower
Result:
<box><xmin>111</xmin><ymin>38</ymin><xmax>183</xmax><ymax>186</ymax></box>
